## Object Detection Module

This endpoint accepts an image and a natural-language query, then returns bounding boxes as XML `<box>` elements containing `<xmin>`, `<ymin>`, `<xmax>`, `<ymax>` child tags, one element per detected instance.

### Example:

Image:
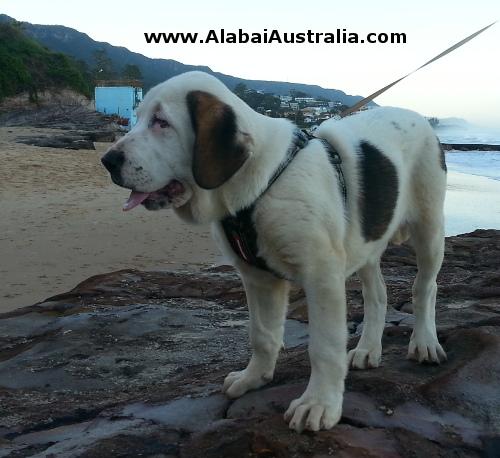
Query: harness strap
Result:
<box><xmin>267</xmin><ymin>129</ymin><xmax>309</xmax><ymax>189</ymax></box>
<box><xmin>221</xmin><ymin>130</ymin><xmax>345</xmax><ymax>278</ymax></box>
<box><xmin>317</xmin><ymin>138</ymin><xmax>346</xmax><ymax>205</ymax></box>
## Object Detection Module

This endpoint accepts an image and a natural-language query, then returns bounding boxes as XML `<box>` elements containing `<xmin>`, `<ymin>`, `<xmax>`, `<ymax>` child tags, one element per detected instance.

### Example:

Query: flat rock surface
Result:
<box><xmin>1</xmin><ymin>230</ymin><xmax>499</xmax><ymax>457</ymax></box>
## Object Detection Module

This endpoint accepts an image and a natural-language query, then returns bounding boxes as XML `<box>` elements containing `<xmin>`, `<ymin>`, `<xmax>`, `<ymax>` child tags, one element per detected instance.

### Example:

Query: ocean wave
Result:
<box><xmin>437</xmin><ymin>131</ymin><xmax>500</xmax><ymax>145</ymax></box>
<box><xmin>445</xmin><ymin>151</ymin><xmax>500</xmax><ymax>181</ymax></box>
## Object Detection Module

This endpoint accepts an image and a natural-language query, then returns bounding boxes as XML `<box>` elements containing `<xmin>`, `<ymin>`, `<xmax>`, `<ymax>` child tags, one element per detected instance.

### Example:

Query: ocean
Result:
<box><xmin>437</xmin><ymin>130</ymin><xmax>500</xmax><ymax>236</ymax></box>
<box><xmin>440</xmin><ymin>130</ymin><xmax>500</xmax><ymax>181</ymax></box>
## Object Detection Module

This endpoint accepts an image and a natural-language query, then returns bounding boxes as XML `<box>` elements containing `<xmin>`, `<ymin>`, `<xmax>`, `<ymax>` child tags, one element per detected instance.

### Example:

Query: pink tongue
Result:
<box><xmin>123</xmin><ymin>191</ymin><xmax>150</xmax><ymax>211</ymax></box>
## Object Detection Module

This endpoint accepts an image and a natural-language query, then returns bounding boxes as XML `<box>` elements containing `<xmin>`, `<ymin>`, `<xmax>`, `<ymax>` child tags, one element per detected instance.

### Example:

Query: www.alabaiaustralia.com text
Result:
<box><xmin>144</xmin><ymin>29</ymin><xmax>407</xmax><ymax>45</ymax></box>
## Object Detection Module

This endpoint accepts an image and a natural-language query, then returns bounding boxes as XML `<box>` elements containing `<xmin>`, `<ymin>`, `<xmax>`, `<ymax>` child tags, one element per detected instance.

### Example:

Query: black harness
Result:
<box><xmin>221</xmin><ymin>130</ymin><xmax>346</xmax><ymax>278</ymax></box>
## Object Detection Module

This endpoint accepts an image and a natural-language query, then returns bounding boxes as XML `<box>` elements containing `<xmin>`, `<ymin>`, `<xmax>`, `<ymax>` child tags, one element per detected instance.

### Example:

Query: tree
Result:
<box><xmin>73</xmin><ymin>59</ymin><xmax>93</xmax><ymax>89</ymax></box>
<box><xmin>233</xmin><ymin>83</ymin><xmax>247</xmax><ymax>97</ymax></box>
<box><xmin>122</xmin><ymin>64</ymin><xmax>143</xmax><ymax>80</ymax></box>
<box><xmin>428</xmin><ymin>117</ymin><xmax>439</xmax><ymax>128</ymax></box>
<box><xmin>330</xmin><ymin>103</ymin><xmax>349</xmax><ymax>115</ymax></box>
<box><xmin>290</xmin><ymin>89</ymin><xmax>309</xmax><ymax>99</ymax></box>
<box><xmin>92</xmin><ymin>49</ymin><xmax>115</xmax><ymax>82</ymax></box>
<box><xmin>286</xmin><ymin>111</ymin><xmax>304</xmax><ymax>125</ymax></box>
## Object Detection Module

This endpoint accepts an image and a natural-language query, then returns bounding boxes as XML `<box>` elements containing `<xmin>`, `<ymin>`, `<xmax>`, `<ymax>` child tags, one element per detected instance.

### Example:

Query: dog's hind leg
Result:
<box><xmin>223</xmin><ymin>271</ymin><xmax>289</xmax><ymax>398</ymax></box>
<box><xmin>347</xmin><ymin>257</ymin><xmax>388</xmax><ymax>369</ymax></box>
<box><xmin>407</xmin><ymin>215</ymin><xmax>447</xmax><ymax>363</ymax></box>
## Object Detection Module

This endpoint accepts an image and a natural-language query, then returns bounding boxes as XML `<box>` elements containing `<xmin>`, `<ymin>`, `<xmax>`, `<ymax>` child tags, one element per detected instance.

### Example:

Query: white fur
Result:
<box><xmin>104</xmin><ymin>71</ymin><xmax>447</xmax><ymax>433</ymax></box>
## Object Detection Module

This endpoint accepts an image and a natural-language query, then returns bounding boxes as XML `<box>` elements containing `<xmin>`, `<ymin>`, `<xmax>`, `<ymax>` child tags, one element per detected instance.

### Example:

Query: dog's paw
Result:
<box><xmin>347</xmin><ymin>345</ymin><xmax>382</xmax><ymax>370</ymax></box>
<box><xmin>284</xmin><ymin>390</ymin><xmax>342</xmax><ymax>433</ymax></box>
<box><xmin>408</xmin><ymin>336</ymin><xmax>447</xmax><ymax>363</ymax></box>
<box><xmin>222</xmin><ymin>369</ymin><xmax>273</xmax><ymax>399</ymax></box>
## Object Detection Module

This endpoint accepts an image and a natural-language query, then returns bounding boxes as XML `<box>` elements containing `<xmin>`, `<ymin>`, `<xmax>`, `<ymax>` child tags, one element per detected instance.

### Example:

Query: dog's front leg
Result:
<box><xmin>284</xmin><ymin>269</ymin><xmax>347</xmax><ymax>433</ymax></box>
<box><xmin>223</xmin><ymin>271</ymin><xmax>289</xmax><ymax>398</ymax></box>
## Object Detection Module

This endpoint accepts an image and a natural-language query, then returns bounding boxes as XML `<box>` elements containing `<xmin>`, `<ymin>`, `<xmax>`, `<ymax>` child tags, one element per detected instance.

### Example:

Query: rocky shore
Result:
<box><xmin>0</xmin><ymin>229</ymin><xmax>499</xmax><ymax>457</ymax></box>
<box><xmin>441</xmin><ymin>143</ymin><xmax>500</xmax><ymax>151</ymax></box>
<box><xmin>0</xmin><ymin>89</ymin><xmax>118</xmax><ymax>131</ymax></box>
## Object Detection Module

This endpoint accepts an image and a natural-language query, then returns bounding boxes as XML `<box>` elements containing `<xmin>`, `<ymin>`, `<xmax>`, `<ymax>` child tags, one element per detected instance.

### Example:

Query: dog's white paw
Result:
<box><xmin>408</xmin><ymin>336</ymin><xmax>447</xmax><ymax>363</ymax></box>
<box><xmin>347</xmin><ymin>345</ymin><xmax>382</xmax><ymax>370</ymax></box>
<box><xmin>284</xmin><ymin>390</ymin><xmax>343</xmax><ymax>433</ymax></box>
<box><xmin>222</xmin><ymin>369</ymin><xmax>273</xmax><ymax>398</ymax></box>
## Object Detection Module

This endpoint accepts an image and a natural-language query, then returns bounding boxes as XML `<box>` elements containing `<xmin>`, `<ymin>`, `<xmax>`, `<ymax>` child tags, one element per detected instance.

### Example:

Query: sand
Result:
<box><xmin>444</xmin><ymin>170</ymin><xmax>500</xmax><ymax>237</ymax></box>
<box><xmin>0</xmin><ymin>127</ymin><xmax>223</xmax><ymax>313</ymax></box>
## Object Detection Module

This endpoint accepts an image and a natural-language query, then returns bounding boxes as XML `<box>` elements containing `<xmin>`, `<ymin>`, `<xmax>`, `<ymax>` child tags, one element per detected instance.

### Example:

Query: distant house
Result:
<box><xmin>300</xmin><ymin>107</ymin><xmax>316</xmax><ymax>116</ymax></box>
<box><xmin>95</xmin><ymin>80</ymin><xmax>142</xmax><ymax>129</ymax></box>
<box><xmin>295</xmin><ymin>97</ymin><xmax>316</xmax><ymax>104</ymax></box>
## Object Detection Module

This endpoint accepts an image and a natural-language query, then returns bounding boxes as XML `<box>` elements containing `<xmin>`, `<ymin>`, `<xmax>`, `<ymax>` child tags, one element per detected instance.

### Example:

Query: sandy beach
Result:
<box><xmin>0</xmin><ymin>127</ymin><xmax>223</xmax><ymax>313</ymax></box>
<box><xmin>1</xmin><ymin>127</ymin><xmax>499</xmax><ymax>314</ymax></box>
<box><xmin>445</xmin><ymin>170</ymin><xmax>500</xmax><ymax>237</ymax></box>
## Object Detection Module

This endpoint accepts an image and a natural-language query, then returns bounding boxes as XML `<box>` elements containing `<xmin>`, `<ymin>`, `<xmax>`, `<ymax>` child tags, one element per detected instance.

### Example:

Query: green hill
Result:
<box><xmin>0</xmin><ymin>21</ymin><xmax>91</xmax><ymax>102</ymax></box>
<box><xmin>0</xmin><ymin>15</ymin><xmax>370</xmax><ymax>106</ymax></box>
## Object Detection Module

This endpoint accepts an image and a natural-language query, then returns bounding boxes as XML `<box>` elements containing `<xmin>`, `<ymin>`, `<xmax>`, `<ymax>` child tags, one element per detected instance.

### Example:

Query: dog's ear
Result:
<box><xmin>187</xmin><ymin>90</ymin><xmax>251</xmax><ymax>189</ymax></box>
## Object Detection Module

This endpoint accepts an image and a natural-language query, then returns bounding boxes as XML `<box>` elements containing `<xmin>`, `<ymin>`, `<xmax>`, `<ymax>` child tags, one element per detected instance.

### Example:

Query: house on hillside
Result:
<box><xmin>95</xmin><ymin>80</ymin><xmax>142</xmax><ymax>129</ymax></box>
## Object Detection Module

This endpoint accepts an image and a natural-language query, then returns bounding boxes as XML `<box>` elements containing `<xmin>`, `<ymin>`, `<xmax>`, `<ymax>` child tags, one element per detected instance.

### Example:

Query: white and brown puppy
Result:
<box><xmin>101</xmin><ymin>71</ymin><xmax>447</xmax><ymax>433</ymax></box>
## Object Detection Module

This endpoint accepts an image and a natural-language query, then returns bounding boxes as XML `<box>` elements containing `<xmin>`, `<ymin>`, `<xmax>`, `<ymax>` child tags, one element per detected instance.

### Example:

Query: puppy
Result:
<box><xmin>102</xmin><ymin>71</ymin><xmax>447</xmax><ymax>432</ymax></box>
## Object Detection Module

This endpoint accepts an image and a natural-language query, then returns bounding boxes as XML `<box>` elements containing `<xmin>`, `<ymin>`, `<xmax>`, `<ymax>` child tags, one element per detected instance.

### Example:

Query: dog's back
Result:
<box><xmin>313</xmin><ymin>107</ymin><xmax>446</xmax><ymax>273</ymax></box>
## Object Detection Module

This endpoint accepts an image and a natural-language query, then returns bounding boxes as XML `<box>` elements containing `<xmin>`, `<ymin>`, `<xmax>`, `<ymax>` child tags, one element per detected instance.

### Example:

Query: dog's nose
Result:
<box><xmin>101</xmin><ymin>149</ymin><xmax>125</xmax><ymax>173</ymax></box>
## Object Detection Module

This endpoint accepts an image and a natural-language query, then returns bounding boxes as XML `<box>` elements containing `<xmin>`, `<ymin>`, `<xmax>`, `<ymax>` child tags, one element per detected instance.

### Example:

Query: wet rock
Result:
<box><xmin>15</xmin><ymin>135</ymin><xmax>96</xmax><ymax>150</ymax></box>
<box><xmin>0</xmin><ymin>230</ymin><xmax>499</xmax><ymax>457</ymax></box>
<box><xmin>441</xmin><ymin>143</ymin><xmax>500</xmax><ymax>151</ymax></box>
<box><xmin>13</xmin><ymin>130</ymin><xmax>117</xmax><ymax>150</ymax></box>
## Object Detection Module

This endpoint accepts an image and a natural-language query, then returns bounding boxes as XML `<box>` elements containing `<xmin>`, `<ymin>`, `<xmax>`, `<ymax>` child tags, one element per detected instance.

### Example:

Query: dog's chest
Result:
<box><xmin>221</xmin><ymin>140</ymin><xmax>346</xmax><ymax>279</ymax></box>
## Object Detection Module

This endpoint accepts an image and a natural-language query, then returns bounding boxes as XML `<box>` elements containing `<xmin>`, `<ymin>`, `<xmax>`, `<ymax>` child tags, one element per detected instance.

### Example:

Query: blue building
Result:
<box><xmin>95</xmin><ymin>80</ymin><xmax>142</xmax><ymax>129</ymax></box>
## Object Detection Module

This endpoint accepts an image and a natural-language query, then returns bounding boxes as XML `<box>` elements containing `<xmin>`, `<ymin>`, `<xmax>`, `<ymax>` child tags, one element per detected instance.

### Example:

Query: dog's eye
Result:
<box><xmin>153</xmin><ymin>115</ymin><xmax>170</xmax><ymax>128</ymax></box>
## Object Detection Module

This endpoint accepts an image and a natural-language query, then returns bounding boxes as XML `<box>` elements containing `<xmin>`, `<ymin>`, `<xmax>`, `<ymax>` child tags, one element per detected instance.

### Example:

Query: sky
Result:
<box><xmin>3</xmin><ymin>0</ymin><xmax>500</xmax><ymax>128</ymax></box>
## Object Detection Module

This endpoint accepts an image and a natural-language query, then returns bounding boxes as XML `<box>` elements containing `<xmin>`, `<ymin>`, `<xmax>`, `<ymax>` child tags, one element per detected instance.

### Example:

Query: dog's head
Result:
<box><xmin>101</xmin><ymin>72</ymin><xmax>254</xmax><ymax>212</ymax></box>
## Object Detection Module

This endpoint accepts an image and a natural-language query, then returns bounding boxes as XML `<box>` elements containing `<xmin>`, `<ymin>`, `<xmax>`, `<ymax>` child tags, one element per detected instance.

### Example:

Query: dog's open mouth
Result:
<box><xmin>123</xmin><ymin>180</ymin><xmax>185</xmax><ymax>211</ymax></box>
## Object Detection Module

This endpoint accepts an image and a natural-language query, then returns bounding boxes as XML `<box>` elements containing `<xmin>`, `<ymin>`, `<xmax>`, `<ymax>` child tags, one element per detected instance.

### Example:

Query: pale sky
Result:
<box><xmin>3</xmin><ymin>0</ymin><xmax>500</xmax><ymax>127</ymax></box>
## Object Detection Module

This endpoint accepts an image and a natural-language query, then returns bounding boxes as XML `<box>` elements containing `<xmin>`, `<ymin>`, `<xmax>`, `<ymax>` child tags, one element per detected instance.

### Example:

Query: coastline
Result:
<box><xmin>1</xmin><ymin>127</ymin><xmax>499</xmax><ymax>314</ymax></box>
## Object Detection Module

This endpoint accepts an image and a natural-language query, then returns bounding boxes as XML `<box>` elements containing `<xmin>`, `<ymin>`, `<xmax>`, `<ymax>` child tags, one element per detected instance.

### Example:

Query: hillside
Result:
<box><xmin>0</xmin><ymin>21</ymin><xmax>91</xmax><ymax>102</ymax></box>
<box><xmin>0</xmin><ymin>14</ymin><xmax>370</xmax><ymax>105</ymax></box>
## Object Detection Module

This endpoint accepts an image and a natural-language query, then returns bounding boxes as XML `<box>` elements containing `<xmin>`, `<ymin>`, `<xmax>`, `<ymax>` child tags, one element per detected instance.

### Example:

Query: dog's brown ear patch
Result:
<box><xmin>187</xmin><ymin>90</ymin><xmax>251</xmax><ymax>189</ymax></box>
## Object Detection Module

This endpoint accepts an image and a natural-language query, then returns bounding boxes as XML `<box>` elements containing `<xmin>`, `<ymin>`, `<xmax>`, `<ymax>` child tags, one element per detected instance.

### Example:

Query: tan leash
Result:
<box><xmin>339</xmin><ymin>21</ymin><xmax>497</xmax><ymax>118</ymax></box>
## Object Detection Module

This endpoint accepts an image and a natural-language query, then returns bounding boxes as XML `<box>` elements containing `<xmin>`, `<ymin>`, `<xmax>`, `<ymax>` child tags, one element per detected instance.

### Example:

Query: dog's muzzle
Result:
<box><xmin>101</xmin><ymin>149</ymin><xmax>125</xmax><ymax>187</ymax></box>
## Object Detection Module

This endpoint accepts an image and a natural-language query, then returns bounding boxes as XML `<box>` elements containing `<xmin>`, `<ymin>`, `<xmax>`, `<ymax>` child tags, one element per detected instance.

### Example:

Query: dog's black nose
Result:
<box><xmin>101</xmin><ymin>149</ymin><xmax>125</xmax><ymax>173</ymax></box>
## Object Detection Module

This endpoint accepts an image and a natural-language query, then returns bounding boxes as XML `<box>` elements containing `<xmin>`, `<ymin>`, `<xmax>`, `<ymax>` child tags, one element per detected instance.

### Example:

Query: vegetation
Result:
<box><xmin>0</xmin><ymin>21</ymin><xmax>92</xmax><ymax>102</ymax></box>
<box><xmin>234</xmin><ymin>83</ymin><xmax>281</xmax><ymax>117</ymax></box>
<box><xmin>91</xmin><ymin>49</ymin><xmax>144</xmax><ymax>85</ymax></box>
<box><xmin>428</xmin><ymin>117</ymin><xmax>439</xmax><ymax>127</ymax></box>
<box><xmin>122</xmin><ymin>64</ymin><xmax>144</xmax><ymax>81</ymax></box>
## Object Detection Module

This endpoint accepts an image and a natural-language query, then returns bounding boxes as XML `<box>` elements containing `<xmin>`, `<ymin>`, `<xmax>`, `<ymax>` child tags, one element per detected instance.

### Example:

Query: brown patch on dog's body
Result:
<box><xmin>358</xmin><ymin>141</ymin><xmax>399</xmax><ymax>242</ymax></box>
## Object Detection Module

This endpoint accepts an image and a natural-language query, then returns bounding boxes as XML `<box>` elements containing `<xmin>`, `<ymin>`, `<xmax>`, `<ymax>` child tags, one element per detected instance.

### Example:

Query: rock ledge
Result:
<box><xmin>0</xmin><ymin>230</ymin><xmax>499</xmax><ymax>457</ymax></box>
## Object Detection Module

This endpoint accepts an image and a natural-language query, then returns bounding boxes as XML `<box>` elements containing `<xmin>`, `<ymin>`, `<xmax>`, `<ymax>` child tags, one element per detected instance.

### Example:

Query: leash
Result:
<box><xmin>221</xmin><ymin>22</ymin><xmax>497</xmax><ymax>275</ymax></box>
<box><xmin>339</xmin><ymin>21</ymin><xmax>497</xmax><ymax>118</ymax></box>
